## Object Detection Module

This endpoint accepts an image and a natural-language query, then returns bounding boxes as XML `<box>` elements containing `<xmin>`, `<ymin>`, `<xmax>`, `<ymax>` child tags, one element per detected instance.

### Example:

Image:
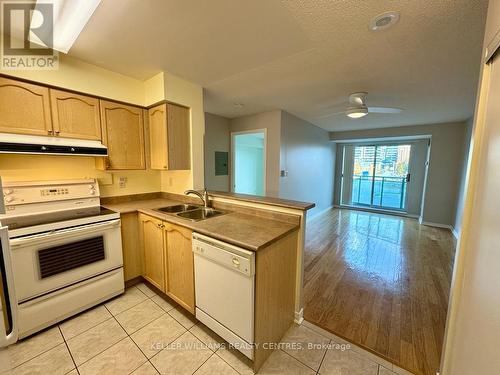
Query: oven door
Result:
<box><xmin>10</xmin><ymin>219</ymin><xmax>123</xmax><ymax>303</ymax></box>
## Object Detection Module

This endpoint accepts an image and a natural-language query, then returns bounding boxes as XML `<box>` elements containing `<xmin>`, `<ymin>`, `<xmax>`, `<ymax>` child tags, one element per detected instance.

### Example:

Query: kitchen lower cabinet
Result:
<box><xmin>120</xmin><ymin>212</ymin><xmax>142</xmax><ymax>281</ymax></box>
<box><xmin>164</xmin><ymin>223</ymin><xmax>195</xmax><ymax>313</ymax></box>
<box><xmin>138</xmin><ymin>214</ymin><xmax>165</xmax><ymax>291</ymax></box>
<box><xmin>137</xmin><ymin>214</ymin><xmax>195</xmax><ymax>313</ymax></box>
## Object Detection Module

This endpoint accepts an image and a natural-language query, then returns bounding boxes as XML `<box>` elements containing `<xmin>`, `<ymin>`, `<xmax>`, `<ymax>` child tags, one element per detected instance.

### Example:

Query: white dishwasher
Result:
<box><xmin>192</xmin><ymin>233</ymin><xmax>255</xmax><ymax>359</ymax></box>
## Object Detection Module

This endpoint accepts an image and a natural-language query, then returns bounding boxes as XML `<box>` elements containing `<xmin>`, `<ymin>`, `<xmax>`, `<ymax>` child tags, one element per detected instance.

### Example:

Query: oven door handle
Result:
<box><xmin>10</xmin><ymin>219</ymin><xmax>121</xmax><ymax>248</ymax></box>
<box><xmin>0</xmin><ymin>226</ymin><xmax>18</xmax><ymax>347</ymax></box>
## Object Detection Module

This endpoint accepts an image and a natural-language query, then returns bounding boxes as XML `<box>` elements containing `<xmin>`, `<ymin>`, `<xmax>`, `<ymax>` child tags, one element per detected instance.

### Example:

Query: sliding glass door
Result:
<box><xmin>345</xmin><ymin>144</ymin><xmax>411</xmax><ymax>211</ymax></box>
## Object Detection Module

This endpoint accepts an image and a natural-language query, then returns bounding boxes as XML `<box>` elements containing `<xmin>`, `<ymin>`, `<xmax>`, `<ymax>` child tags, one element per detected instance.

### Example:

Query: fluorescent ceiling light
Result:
<box><xmin>30</xmin><ymin>0</ymin><xmax>102</xmax><ymax>54</ymax></box>
<box><xmin>346</xmin><ymin>107</ymin><xmax>368</xmax><ymax>119</ymax></box>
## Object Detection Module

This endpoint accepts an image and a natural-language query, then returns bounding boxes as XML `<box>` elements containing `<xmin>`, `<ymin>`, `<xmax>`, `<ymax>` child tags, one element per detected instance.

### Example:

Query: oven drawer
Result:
<box><xmin>17</xmin><ymin>268</ymin><xmax>124</xmax><ymax>339</ymax></box>
<box><xmin>10</xmin><ymin>219</ymin><xmax>123</xmax><ymax>302</ymax></box>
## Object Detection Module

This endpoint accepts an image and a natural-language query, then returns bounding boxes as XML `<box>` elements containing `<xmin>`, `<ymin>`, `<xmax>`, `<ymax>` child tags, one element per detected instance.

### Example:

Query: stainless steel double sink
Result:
<box><xmin>154</xmin><ymin>204</ymin><xmax>226</xmax><ymax>221</ymax></box>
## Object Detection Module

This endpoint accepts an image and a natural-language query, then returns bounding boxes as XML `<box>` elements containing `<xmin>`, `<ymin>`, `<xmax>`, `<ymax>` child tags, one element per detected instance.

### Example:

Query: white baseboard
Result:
<box><xmin>307</xmin><ymin>205</ymin><xmax>334</xmax><ymax>222</ymax></box>
<box><xmin>421</xmin><ymin>221</ymin><xmax>453</xmax><ymax>231</ymax></box>
<box><xmin>294</xmin><ymin>308</ymin><xmax>304</xmax><ymax>324</ymax></box>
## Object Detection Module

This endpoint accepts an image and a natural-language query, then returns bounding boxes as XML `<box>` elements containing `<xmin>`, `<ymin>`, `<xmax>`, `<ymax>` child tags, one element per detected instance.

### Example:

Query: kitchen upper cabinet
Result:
<box><xmin>0</xmin><ymin>77</ymin><xmax>52</xmax><ymax>136</ymax></box>
<box><xmin>139</xmin><ymin>214</ymin><xmax>165</xmax><ymax>291</ymax></box>
<box><xmin>148</xmin><ymin>103</ymin><xmax>191</xmax><ymax>170</ymax></box>
<box><xmin>50</xmin><ymin>89</ymin><xmax>101</xmax><ymax>140</ymax></box>
<box><xmin>164</xmin><ymin>223</ymin><xmax>195</xmax><ymax>313</ymax></box>
<box><xmin>99</xmin><ymin>100</ymin><xmax>146</xmax><ymax>170</ymax></box>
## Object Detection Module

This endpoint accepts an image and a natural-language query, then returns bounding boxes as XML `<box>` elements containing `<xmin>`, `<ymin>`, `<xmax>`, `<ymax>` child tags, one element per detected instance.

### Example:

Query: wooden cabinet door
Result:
<box><xmin>50</xmin><ymin>89</ymin><xmax>101</xmax><ymax>140</ymax></box>
<box><xmin>164</xmin><ymin>223</ymin><xmax>195</xmax><ymax>313</ymax></box>
<box><xmin>147</xmin><ymin>103</ymin><xmax>190</xmax><ymax>170</ymax></box>
<box><xmin>121</xmin><ymin>212</ymin><xmax>142</xmax><ymax>281</ymax></box>
<box><xmin>148</xmin><ymin>103</ymin><xmax>168</xmax><ymax>170</ymax></box>
<box><xmin>0</xmin><ymin>77</ymin><xmax>52</xmax><ymax>136</ymax></box>
<box><xmin>100</xmin><ymin>100</ymin><xmax>145</xmax><ymax>170</ymax></box>
<box><xmin>139</xmin><ymin>214</ymin><xmax>165</xmax><ymax>291</ymax></box>
<box><xmin>166</xmin><ymin>103</ymin><xmax>191</xmax><ymax>170</ymax></box>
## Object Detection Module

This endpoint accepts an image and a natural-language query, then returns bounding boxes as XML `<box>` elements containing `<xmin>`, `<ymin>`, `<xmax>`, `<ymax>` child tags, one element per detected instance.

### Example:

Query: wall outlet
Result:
<box><xmin>119</xmin><ymin>176</ymin><xmax>128</xmax><ymax>188</ymax></box>
<box><xmin>280</xmin><ymin>170</ymin><xmax>288</xmax><ymax>177</ymax></box>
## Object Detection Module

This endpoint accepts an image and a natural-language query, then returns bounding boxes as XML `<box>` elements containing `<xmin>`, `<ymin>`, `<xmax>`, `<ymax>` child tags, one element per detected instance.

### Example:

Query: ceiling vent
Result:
<box><xmin>369</xmin><ymin>11</ymin><xmax>400</xmax><ymax>31</ymax></box>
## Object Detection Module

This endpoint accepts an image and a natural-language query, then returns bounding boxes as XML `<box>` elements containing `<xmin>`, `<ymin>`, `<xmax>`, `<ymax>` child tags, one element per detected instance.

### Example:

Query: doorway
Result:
<box><xmin>231</xmin><ymin>130</ymin><xmax>266</xmax><ymax>196</ymax></box>
<box><xmin>341</xmin><ymin>144</ymin><xmax>412</xmax><ymax>211</ymax></box>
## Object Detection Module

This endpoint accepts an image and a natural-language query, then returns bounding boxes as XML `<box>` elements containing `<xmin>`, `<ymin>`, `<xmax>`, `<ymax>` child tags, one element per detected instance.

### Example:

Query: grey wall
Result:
<box><xmin>204</xmin><ymin>113</ymin><xmax>230</xmax><ymax>191</ymax></box>
<box><xmin>453</xmin><ymin>117</ymin><xmax>474</xmax><ymax>234</ymax></box>
<box><xmin>280</xmin><ymin>111</ymin><xmax>336</xmax><ymax>218</ymax></box>
<box><xmin>229</xmin><ymin>110</ymin><xmax>282</xmax><ymax>197</ymax></box>
<box><xmin>330</xmin><ymin>121</ymin><xmax>468</xmax><ymax>226</ymax></box>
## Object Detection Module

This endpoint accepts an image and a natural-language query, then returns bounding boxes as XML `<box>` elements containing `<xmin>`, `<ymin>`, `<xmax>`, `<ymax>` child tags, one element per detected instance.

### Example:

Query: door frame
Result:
<box><xmin>230</xmin><ymin>129</ymin><xmax>267</xmax><ymax>195</ymax></box>
<box><xmin>342</xmin><ymin>142</ymin><xmax>413</xmax><ymax>212</ymax></box>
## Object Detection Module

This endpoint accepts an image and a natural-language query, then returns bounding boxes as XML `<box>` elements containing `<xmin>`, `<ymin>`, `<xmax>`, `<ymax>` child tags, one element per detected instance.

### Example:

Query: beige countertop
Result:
<box><xmin>209</xmin><ymin>191</ymin><xmax>315</xmax><ymax>211</ymax></box>
<box><xmin>103</xmin><ymin>198</ymin><xmax>299</xmax><ymax>251</ymax></box>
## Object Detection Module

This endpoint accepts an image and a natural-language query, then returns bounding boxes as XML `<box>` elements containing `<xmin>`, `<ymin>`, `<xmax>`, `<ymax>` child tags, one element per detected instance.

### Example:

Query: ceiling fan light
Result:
<box><xmin>346</xmin><ymin>107</ymin><xmax>368</xmax><ymax>119</ymax></box>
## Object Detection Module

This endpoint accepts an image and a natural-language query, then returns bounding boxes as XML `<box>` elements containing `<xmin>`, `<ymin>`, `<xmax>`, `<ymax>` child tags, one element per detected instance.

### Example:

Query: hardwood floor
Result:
<box><xmin>303</xmin><ymin>208</ymin><xmax>456</xmax><ymax>375</ymax></box>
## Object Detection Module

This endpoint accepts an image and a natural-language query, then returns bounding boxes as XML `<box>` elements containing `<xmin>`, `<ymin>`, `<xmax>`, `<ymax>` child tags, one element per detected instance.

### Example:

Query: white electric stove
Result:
<box><xmin>0</xmin><ymin>179</ymin><xmax>124</xmax><ymax>347</ymax></box>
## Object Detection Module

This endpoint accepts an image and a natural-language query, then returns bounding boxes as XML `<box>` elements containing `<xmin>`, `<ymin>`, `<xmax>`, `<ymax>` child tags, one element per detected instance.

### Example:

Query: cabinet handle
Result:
<box><xmin>55</xmin><ymin>131</ymin><xmax>60</xmax><ymax>136</ymax></box>
<box><xmin>47</xmin><ymin>130</ymin><xmax>53</xmax><ymax>135</ymax></box>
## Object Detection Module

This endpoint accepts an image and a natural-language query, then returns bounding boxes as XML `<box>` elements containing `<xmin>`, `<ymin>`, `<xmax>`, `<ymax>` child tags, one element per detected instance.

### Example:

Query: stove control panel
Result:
<box><xmin>1</xmin><ymin>179</ymin><xmax>100</xmax><ymax>207</ymax></box>
<box><xmin>41</xmin><ymin>188</ymin><xmax>70</xmax><ymax>197</ymax></box>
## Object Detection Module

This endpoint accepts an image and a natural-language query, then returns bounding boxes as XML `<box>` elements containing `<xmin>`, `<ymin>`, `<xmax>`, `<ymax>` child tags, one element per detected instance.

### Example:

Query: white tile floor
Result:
<box><xmin>0</xmin><ymin>283</ymin><xmax>414</xmax><ymax>374</ymax></box>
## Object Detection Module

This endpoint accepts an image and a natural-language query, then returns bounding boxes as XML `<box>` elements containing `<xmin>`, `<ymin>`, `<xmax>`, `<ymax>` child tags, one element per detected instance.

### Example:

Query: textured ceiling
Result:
<box><xmin>69</xmin><ymin>0</ymin><xmax>488</xmax><ymax>131</ymax></box>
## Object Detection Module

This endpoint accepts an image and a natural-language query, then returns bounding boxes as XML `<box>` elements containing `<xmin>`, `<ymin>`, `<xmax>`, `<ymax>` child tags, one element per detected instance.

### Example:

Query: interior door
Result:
<box><xmin>232</xmin><ymin>131</ymin><xmax>266</xmax><ymax>196</ymax></box>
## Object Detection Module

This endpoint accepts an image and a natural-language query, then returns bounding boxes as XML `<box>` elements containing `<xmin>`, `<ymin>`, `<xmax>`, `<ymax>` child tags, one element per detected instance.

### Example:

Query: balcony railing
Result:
<box><xmin>352</xmin><ymin>175</ymin><xmax>407</xmax><ymax>209</ymax></box>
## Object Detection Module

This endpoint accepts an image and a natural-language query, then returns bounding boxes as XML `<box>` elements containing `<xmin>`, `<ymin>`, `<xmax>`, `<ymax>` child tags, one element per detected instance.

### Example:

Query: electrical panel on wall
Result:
<box><xmin>215</xmin><ymin>151</ymin><xmax>228</xmax><ymax>176</ymax></box>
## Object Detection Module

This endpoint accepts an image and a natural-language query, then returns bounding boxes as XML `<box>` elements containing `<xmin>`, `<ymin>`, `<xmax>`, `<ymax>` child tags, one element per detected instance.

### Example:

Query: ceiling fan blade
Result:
<box><xmin>367</xmin><ymin>106</ymin><xmax>403</xmax><ymax>114</ymax></box>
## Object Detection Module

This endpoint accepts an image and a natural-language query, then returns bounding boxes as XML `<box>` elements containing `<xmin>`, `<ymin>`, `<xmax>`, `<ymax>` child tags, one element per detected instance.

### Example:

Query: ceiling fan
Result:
<box><xmin>318</xmin><ymin>92</ymin><xmax>403</xmax><ymax>119</ymax></box>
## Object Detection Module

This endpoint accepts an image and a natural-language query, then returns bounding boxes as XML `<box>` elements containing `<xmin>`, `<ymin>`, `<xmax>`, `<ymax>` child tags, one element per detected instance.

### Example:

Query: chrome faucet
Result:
<box><xmin>184</xmin><ymin>188</ymin><xmax>210</xmax><ymax>208</ymax></box>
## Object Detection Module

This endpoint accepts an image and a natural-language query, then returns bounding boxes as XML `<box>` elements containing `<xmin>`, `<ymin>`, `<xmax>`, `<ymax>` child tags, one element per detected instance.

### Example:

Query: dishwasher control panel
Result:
<box><xmin>192</xmin><ymin>233</ymin><xmax>255</xmax><ymax>277</ymax></box>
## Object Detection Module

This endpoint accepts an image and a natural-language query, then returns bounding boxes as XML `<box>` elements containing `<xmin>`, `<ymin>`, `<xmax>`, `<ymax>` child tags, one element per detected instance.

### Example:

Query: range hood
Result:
<box><xmin>0</xmin><ymin>133</ymin><xmax>107</xmax><ymax>156</ymax></box>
